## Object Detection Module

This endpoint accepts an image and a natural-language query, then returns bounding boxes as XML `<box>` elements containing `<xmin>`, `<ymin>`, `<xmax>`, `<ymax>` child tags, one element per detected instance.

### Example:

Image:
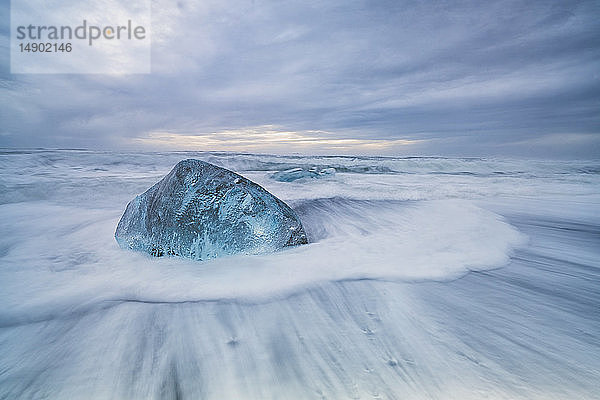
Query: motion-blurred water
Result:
<box><xmin>1</xmin><ymin>150</ymin><xmax>599</xmax><ymax>399</ymax></box>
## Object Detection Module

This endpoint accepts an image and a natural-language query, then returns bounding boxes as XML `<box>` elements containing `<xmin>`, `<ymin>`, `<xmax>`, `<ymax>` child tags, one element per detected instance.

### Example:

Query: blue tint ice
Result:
<box><xmin>270</xmin><ymin>167</ymin><xmax>335</xmax><ymax>182</ymax></box>
<box><xmin>115</xmin><ymin>159</ymin><xmax>307</xmax><ymax>260</ymax></box>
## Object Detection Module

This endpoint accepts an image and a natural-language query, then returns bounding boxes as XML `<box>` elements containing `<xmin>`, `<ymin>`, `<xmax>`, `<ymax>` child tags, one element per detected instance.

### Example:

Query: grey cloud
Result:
<box><xmin>0</xmin><ymin>0</ymin><xmax>599</xmax><ymax>157</ymax></box>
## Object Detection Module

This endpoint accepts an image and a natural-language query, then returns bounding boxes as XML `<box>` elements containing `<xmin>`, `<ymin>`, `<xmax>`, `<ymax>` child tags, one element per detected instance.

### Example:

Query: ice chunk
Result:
<box><xmin>115</xmin><ymin>159</ymin><xmax>307</xmax><ymax>260</ymax></box>
<box><xmin>271</xmin><ymin>167</ymin><xmax>335</xmax><ymax>182</ymax></box>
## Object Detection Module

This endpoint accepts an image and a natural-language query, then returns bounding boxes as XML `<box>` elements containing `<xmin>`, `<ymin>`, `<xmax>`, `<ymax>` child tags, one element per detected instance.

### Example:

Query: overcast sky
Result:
<box><xmin>1</xmin><ymin>0</ymin><xmax>599</xmax><ymax>157</ymax></box>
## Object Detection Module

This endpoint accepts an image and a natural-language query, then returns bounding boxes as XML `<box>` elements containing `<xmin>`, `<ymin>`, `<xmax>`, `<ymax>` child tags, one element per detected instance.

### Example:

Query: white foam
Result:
<box><xmin>0</xmin><ymin>198</ymin><xmax>525</xmax><ymax>325</ymax></box>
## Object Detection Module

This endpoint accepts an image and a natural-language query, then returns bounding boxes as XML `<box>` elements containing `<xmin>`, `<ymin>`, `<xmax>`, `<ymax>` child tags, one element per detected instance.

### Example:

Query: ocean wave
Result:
<box><xmin>1</xmin><ymin>150</ymin><xmax>599</xmax><ymax>399</ymax></box>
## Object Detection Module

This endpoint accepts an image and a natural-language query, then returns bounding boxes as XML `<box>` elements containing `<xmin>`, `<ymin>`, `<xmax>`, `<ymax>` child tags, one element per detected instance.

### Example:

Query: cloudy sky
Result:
<box><xmin>1</xmin><ymin>0</ymin><xmax>599</xmax><ymax>157</ymax></box>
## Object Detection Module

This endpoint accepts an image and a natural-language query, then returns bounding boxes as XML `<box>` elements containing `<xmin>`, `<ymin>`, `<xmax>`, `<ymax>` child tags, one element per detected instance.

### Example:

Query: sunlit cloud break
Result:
<box><xmin>133</xmin><ymin>125</ymin><xmax>424</xmax><ymax>154</ymax></box>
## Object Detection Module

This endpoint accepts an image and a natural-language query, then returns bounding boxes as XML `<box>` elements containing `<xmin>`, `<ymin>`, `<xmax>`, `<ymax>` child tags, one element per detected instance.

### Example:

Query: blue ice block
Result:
<box><xmin>115</xmin><ymin>159</ymin><xmax>307</xmax><ymax>260</ymax></box>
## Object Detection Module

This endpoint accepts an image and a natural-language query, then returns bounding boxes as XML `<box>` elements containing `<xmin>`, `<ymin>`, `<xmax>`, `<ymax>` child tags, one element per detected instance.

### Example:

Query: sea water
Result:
<box><xmin>0</xmin><ymin>150</ymin><xmax>599</xmax><ymax>399</ymax></box>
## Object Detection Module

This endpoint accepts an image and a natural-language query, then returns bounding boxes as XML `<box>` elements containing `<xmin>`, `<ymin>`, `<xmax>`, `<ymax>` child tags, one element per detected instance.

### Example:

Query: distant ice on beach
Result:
<box><xmin>270</xmin><ymin>166</ymin><xmax>335</xmax><ymax>182</ymax></box>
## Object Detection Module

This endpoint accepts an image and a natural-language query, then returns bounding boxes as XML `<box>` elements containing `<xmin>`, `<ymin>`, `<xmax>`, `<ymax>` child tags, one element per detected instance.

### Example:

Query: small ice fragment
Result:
<box><xmin>270</xmin><ymin>167</ymin><xmax>336</xmax><ymax>182</ymax></box>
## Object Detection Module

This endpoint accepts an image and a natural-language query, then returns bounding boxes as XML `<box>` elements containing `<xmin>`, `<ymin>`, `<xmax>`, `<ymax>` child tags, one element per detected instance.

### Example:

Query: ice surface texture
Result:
<box><xmin>115</xmin><ymin>159</ymin><xmax>307</xmax><ymax>260</ymax></box>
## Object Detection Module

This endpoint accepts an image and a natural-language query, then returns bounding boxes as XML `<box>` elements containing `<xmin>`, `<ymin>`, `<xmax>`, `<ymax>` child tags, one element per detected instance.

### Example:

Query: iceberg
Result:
<box><xmin>115</xmin><ymin>159</ymin><xmax>307</xmax><ymax>260</ymax></box>
<box><xmin>271</xmin><ymin>167</ymin><xmax>335</xmax><ymax>182</ymax></box>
